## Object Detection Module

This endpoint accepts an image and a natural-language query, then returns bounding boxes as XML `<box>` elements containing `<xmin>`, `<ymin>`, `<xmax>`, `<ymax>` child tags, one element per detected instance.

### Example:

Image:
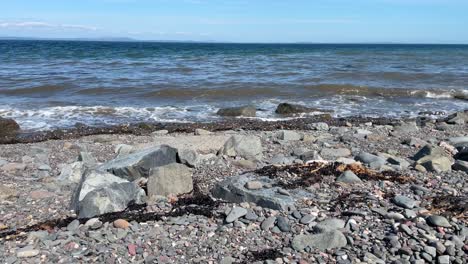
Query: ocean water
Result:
<box><xmin>0</xmin><ymin>40</ymin><xmax>467</xmax><ymax>131</ymax></box>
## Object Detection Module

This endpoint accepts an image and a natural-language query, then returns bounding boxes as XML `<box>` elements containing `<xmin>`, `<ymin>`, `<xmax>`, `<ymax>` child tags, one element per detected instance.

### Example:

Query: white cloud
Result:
<box><xmin>0</xmin><ymin>21</ymin><xmax>98</xmax><ymax>31</ymax></box>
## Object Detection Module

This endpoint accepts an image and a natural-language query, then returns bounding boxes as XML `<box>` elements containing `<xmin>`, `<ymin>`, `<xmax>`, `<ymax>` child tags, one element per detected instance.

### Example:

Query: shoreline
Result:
<box><xmin>1</xmin><ymin>114</ymin><xmax>418</xmax><ymax>145</ymax></box>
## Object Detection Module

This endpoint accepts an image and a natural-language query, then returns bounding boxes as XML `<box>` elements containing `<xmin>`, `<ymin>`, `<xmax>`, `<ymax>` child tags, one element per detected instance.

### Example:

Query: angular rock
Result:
<box><xmin>292</xmin><ymin>231</ymin><xmax>347</xmax><ymax>251</ymax></box>
<box><xmin>261</xmin><ymin>216</ymin><xmax>277</xmax><ymax>230</ymax></box>
<box><xmin>217</xmin><ymin>106</ymin><xmax>256</xmax><ymax>117</ymax></box>
<box><xmin>78</xmin><ymin>152</ymin><xmax>97</xmax><ymax>167</ymax></box>
<box><xmin>16</xmin><ymin>246</ymin><xmax>39</xmax><ymax>258</ymax></box>
<box><xmin>212</xmin><ymin>173</ymin><xmax>296</xmax><ymax>210</ymax></box>
<box><xmin>413</xmin><ymin>145</ymin><xmax>448</xmax><ymax>161</ymax></box>
<box><xmin>0</xmin><ymin>117</ymin><xmax>20</xmax><ymax>136</ymax></box>
<box><xmin>417</xmin><ymin>155</ymin><xmax>452</xmax><ymax>173</ymax></box>
<box><xmin>99</xmin><ymin>145</ymin><xmax>178</xmax><ymax>181</ymax></box>
<box><xmin>393</xmin><ymin>195</ymin><xmax>417</xmax><ymax>209</ymax></box>
<box><xmin>336</xmin><ymin>170</ymin><xmax>362</xmax><ymax>184</ymax></box>
<box><xmin>426</xmin><ymin>215</ymin><xmax>451</xmax><ymax>228</ymax></box>
<box><xmin>314</xmin><ymin>218</ymin><xmax>346</xmax><ymax>233</ymax></box>
<box><xmin>218</xmin><ymin>135</ymin><xmax>262</xmax><ymax>160</ymax></box>
<box><xmin>275</xmin><ymin>103</ymin><xmax>320</xmax><ymax>115</ymax></box>
<box><xmin>74</xmin><ymin>170</ymin><xmax>128</xmax><ymax>204</ymax></box>
<box><xmin>78</xmin><ymin>182</ymin><xmax>145</xmax><ymax>219</ymax></box>
<box><xmin>115</xmin><ymin>144</ymin><xmax>134</xmax><ymax>156</ymax></box>
<box><xmin>355</xmin><ymin>152</ymin><xmax>386</xmax><ymax>169</ymax></box>
<box><xmin>393</xmin><ymin>122</ymin><xmax>419</xmax><ymax>134</ymax></box>
<box><xmin>278</xmin><ymin>130</ymin><xmax>302</xmax><ymax>141</ymax></box>
<box><xmin>245</xmin><ymin>181</ymin><xmax>263</xmax><ymax>190</ymax></box>
<box><xmin>194</xmin><ymin>128</ymin><xmax>212</xmax><ymax>135</ymax></box>
<box><xmin>308</xmin><ymin>122</ymin><xmax>330</xmax><ymax>131</ymax></box>
<box><xmin>147</xmin><ymin>163</ymin><xmax>193</xmax><ymax>197</ymax></box>
<box><xmin>445</xmin><ymin>111</ymin><xmax>468</xmax><ymax>124</ymax></box>
<box><xmin>177</xmin><ymin>149</ymin><xmax>199</xmax><ymax>168</ymax></box>
<box><xmin>58</xmin><ymin>162</ymin><xmax>84</xmax><ymax>184</ymax></box>
<box><xmin>225</xmin><ymin>207</ymin><xmax>248</xmax><ymax>223</ymax></box>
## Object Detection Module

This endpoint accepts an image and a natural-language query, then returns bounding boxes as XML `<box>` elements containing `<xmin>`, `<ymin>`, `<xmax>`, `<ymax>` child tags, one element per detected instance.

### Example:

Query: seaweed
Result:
<box><xmin>428</xmin><ymin>194</ymin><xmax>468</xmax><ymax>219</ymax></box>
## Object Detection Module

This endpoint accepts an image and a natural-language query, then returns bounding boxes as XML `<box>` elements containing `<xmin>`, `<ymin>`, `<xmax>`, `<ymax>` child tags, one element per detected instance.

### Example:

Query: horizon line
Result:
<box><xmin>1</xmin><ymin>36</ymin><xmax>467</xmax><ymax>45</ymax></box>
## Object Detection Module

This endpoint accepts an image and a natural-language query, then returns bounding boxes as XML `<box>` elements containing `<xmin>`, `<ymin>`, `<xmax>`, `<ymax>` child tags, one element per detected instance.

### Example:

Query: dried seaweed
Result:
<box><xmin>255</xmin><ymin>162</ymin><xmax>413</xmax><ymax>189</ymax></box>
<box><xmin>0</xmin><ymin>194</ymin><xmax>220</xmax><ymax>240</ymax></box>
<box><xmin>237</xmin><ymin>248</ymin><xmax>284</xmax><ymax>263</ymax></box>
<box><xmin>428</xmin><ymin>195</ymin><xmax>468</xmax><ymax>219</ymax></box>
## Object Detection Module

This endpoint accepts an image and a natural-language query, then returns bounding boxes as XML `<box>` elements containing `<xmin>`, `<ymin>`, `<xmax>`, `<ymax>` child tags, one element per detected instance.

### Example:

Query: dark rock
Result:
<box><xmin>275</xmin><ymin>103</ymin><xmax>328</xmax><ymax>115</ymax></box>
<box><xmin>217</xmin><ymin>106</ymin><xmax>256</xmax><ymax>117</ymax></box>
<box><xmin>452</xmin><ymin>160</ymin><xmax>468</xmax><ymax>172</ymax></box>
<box><xmin>0</xmin><ymin>117</ymin><xmax>20</xmax><ymax>136</ymax></box>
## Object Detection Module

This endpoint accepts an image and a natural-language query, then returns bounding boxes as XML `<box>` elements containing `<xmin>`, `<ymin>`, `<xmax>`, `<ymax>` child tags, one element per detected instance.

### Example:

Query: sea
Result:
<box><xmin>0</xmin><ymin>40</ymin><xmax>467</xmax><ymax>131</ymax></box>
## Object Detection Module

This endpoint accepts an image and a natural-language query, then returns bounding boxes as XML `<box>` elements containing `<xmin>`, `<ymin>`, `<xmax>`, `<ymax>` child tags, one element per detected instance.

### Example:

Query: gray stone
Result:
<box><xmin>0</xmin><ymin>117</ymin><xmax>20</xmax><ymax>136</ymax></box>
<box><xmin>177</xmin><ymin>149</ymin><xmax>199</xmax><ymax>168</ymax></box>
<box><xmin>245</xmin><ymin>181</ymin><xmax>263</xmax><ymax>190</ymax></box>
<box><xmin>300</xmin><ymin>214</ymin><xmax>315</xmax><ymax>224</ymax></box>
<box><xmin>320</xmin><ymin>148</ymin><xmax>351</xmax><ymax>158</ymax></box>
<box><xmin>225</xmin><ymin>207</ymin><xmax>248</xmax><ymax>223</ymax></box>
<box><xmin>424</xmin><ymin>246</ymin><xmax>437</xmax><ymax>257</ymax></box>
<box><xmin>363</xmin><ymin>252</ymin><xmax>385</xmax><ymax>264</ymax></box>
<box><xmin>99</xmin><ymin>145</ymin><xmax>178</xmax><ymax>181</ymax></box>
<box><xmin>218</xmin><ymin>135</ymin><xmax>262</xmax><ymax>160</ymax></box>
<box><xmin>78</xmin><ymin>152</ymin><xmax>97</xmax><ymax>167</ymax></box>
<box><xmin>291</xmin><ymin>231</ymin><xmax>347</xmax><ymax>251</ymax></box>
<box><xmin>393</xmin><ymin>122</ymin><xmax>419</xmax><ymax>134</ymax></box>
<box><xmin>437</xmin><ymin>255</ymin><xmax>450</xmax><ymax>264</ymax></box>
<box><xmin>73</xmin><ymin>170</ymin><xmax>128</xmax><ymax>204</ymax></box>
<box><xmin>147</xmin><ymin>163</ymin><xmax>193</xmax><ymax>197</ymax></box>
<box><xmin>445</xmin><ymin>111</ymin><xmax>468</xmax><ymax>124</ymax></box>
<box><xmin>85</xmin><ymin>218</ymin><xmax>103</xmax><ymax>230</ymax></box>
<box><xmin>66</xmin><ymin>219</ymin><xmax>80</xmax><ymax>232</ymax></box>
<box><xmin>115</xmin><ymin>144</ymin><xmax>134</xmax><ymax>156</ymax></box>
<box><xmin>194</xmin><ymin>128</ymin><xmax>212</xmax><ymax>135</ymax></box>
<box><xmin>270</xmin><ymin>154</ymin><xmax>295</xmax><ymax>165</ymax></box>
<box><xmin>417</xmin><ymin>155</ymin><xmax>452</xmax><ymax>173</ymax></box>
<box><xmin>78</xmin><ymin>182</ymin><xmax>146</xmax><ymax>218</ymax></box>
<box><xmin>217</xmin><ymin>106</ymin><xmax>256</xmax><ymax>117</ymax></box>
<box><xmin>276</xmin><ymin>216</ymin><xmax>290</xmax><ymax>232</ymax></box>
<box><xmin>261</xmin><ymin>216</ymin><xmax>277</xmax><ymax>230</ymax></box>
<box><xmin>278</xmin><ymin>130</ymin><xmax>302</xmax><ymax>141</ymax></box>
<box><xmin>299</xmin><ymin>150</ymin><xmax>323</xmax><ymax>162</ymax></box>
<box><xmin>244</xmin><ymin>209</ymin><xmax>258</xmax><ymax>221</ymax></box>
<box><xmin>58</xmin><ymin>162</ymin><xmax>84</xmax><ymax>184</ymax></box>
<box><xmin>314</xmin><ymin>218</ymin><xmax>345</xmax><ymax>233</ymax></box>
<box><xmin>426</xmin><ymin>215</ymin><xmax>451</xmax><ymax>228</ymax></box>
<box><xmin>212</xmin><ymin>173</ymin><xmax>296</xmax><ymax>210</ymax></box>
<box><xmin>152</xmin><ymin>130</ymin><xmax>169</xmax><ymax>136</ymax></box>
<box><xmin>309</xmin><ymin>122</ymin><xmax>330</xmax><ymax>131</ymax></box>
<box><xmin>336</xmin><ymin>170</ymin><xmax>362</xmax><ymax>184</ymax></box>
<box><xmin>393</xmin><ymin>195</ymin><xmax>417</xmax><ymax>209</ymax></box>
<box><xmin>16</xmin><ymin>246</ymin><xmax>39</xmax><ymax>258</ymax></box>
<box><xmin>355</xmin><ymin>152</ymin><xmax>386</xmax><ymax>169</ymax></box>
<box><xmin>413</xmin><ymin>145</ymin><xmax>448</xmax><ymax>161</ymax></box>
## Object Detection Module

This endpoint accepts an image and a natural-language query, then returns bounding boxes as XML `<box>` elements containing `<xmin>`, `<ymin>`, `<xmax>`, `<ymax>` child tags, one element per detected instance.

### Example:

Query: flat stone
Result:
<box><xmin>314</xmin><ymin>218</ymin><xmax>345</xmax><ymax>233</ymax></box>
<box><xmin>261</xmin><ymin>216</ymin><xmax>277</xmax><ymax>230</ymax></box>
<box><xmin>336</xmin><ymin>170</ymin><xmax>362</xmax><ymax>184</ymax></box>
<box><xmin>212</xmin><ymin>173</ymin><xmax>296</xmax><ymax>211</ymax></box>
<box><xmin>0</xmin><ymin>184</ymin><xmax>17</xmax><ymax>200</ymax></box>
<box><xmin>309</xmin><ymin>122</ymin><xmax>330</xmax><ymax>131</ymax></box>
<box><xmin>245</xmin><ymin>181</ymin><xmax>263</xmax><ymax>190</ymax></box>
<box><xmin>147</xmin><ymin>163</ymin><xmax>193</xmax><ymax>197</ymax></box>
<box><xmin>426</xmin><ymin>215</ymin><xmax>451</xmax><ymax>228</ymax></box>
<box><xmin>320</xmin><ymin>148</ymin><xmax>351</xmax><ymax>158</ymax></box>
<box><xmin>218</xmin><ymin>135</ymin><xmax>263</xmax><ymax>160</ymax></box>
<box><xmin>355</xmin><ymin>152</ymin><xmax>386</xmax><ymax>169</ymax></box>
<box><xmin>291</xmin><ymin>231</ymin><xmax>347</xmax><ymax>251</ymax></box>
<box><xmin>152</xmin><ymin>130</ymin><xmax>169</xmax><ymax>135</ymax></box>
<box><xmin>225</xmin><ymin>207</ymin><xmax>248</xmax><ymax>223</ymax></box>
<box><xmin>452</xmin><ymin>160</ymin><xmax>468</xmax><ymax>172</ymax></box>
<box><xmin>300</xmin><ymin>214</ymin><xmax>315</xmax><ymax>224</ymax></box>
<box><xmin>418</xmin><ymin>155</ymin><xmax>452</xmax><ymax>173</ymax></box>
<box><xmin>99</xmin><ymin>145</ymin><xmax>178</xmax><ymax>181</ymax></box>
<box><xmin>194</xmin><ymin>129</ymin><xmax>212</xmax><ymax>135</ymax></box>
<box><xmin>276</xmin><ymin>216</ymin><xmax>290</xmax><ymax>232</ymax></box>
<box><xmin>16</xmin><ymin>246</ymin><xmax>39</xmax><ymax>258</ymax></box>
<box><xmin>73</xmin><ymin>170</ymin><xmax>128</xmax><ymax>204</ymax></box>
<box><xmin>437</xmin><ymin>255</ymin><xmax>450</xmax><ymax>264</ymax></box>
<box><xmin>393</xmin><ymin>195</ymin><xmax>417</xmax><ymax>209</ymax></box>
<box><xmin>278</xmin><ymin>130</ymin><xmax>302</xmax><ymax>141</ymax></box>
<box><xmin>66</xmin><ymin>219</ymin><xmax>80</xmax><ymax>232</ymax></box>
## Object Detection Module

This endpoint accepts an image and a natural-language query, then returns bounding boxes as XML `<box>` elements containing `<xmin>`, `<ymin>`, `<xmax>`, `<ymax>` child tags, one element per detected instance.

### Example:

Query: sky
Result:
<box><xmin>1</xmin><ymin>0</ymin><xmax>467</xmax><ymax>43</ymax></box>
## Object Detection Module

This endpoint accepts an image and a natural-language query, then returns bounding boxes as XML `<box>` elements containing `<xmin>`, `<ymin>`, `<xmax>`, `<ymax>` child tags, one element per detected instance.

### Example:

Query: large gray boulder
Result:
<box><xmin>217</xmin><ymin>106</ymin><xmax>256</xmax><ymax>117</ymax></box>
<box><xmin>218</xmin><ymin>135</ymin><xmax>262</xmax><ymax>160</ymax></box>
<box><xmin>413</xmin><ymin>145</ymin><xmax>452</xmax><ymax>172</ymax></box>
<box><xmin>78</xmin><ymin>182</ymin><xmax>146</xmax><ymax>219</ymax></box>
<box><xmin>58</xmin><ymin>162</ymin><xmax>84</xmax><ymax>184</ymax></box>
<box><xmin>98</xmin><ymin>145</ymin><xmax>178</xmax><ymax>181</ymax></box>
<box><xmin>355</xmin><ymin>152</ymin><xmax>386</xmax><ymax>169</ymax></box>
<box><xmin>275</xmin><ymin>103</ymin><xmax>329</xmax><ymax>115</ymax></box>
<box><xmin>212</xmin><ymin>173</ymin><xmax>296</xmax><ymax>210</ymax></box>
<box><xmin>147</xmin><ymin>163</ymin><xmax>193</xmax><ymax>197</ymax></box>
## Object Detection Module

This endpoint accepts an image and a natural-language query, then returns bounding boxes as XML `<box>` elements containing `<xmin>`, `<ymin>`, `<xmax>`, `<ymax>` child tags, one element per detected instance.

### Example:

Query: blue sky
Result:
<box><xmin>1</xmin><ymin>0</ymin><xmax>467</xmax><ymax>43</ymax></box>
